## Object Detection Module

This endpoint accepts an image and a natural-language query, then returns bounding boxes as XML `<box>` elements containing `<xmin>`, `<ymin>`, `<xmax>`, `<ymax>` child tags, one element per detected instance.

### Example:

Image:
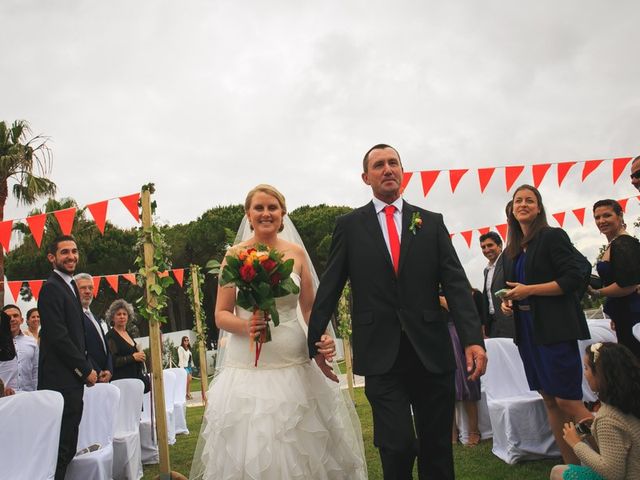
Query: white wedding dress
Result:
<box><xmin>189</xmin><ymin>273</ymin><xmax>367</xmax><ymax>480</ymax></box>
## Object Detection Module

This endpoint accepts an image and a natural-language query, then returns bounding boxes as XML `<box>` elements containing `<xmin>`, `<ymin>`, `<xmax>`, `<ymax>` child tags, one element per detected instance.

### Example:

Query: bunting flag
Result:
<box><xmin>612</xmin><ymin>157</ymin><xmax>632</xmax><ymax>183</ymax></box>
<box><xmin>7</xmin><ymin>281</ymin><xmax>23</xmax><ymax>302</ymax></box>
<box><xmin>119</xmin><ymin>193</ymin><xmax>140</xmax><ymax>223</ymax></box>
<box><xmin>449</xmin><ymin>233</ymin><xmax>455</xmax><ymax>240</ymax></box>
<box><xmin>495</xmin><ymin>223</ymin><xmax>508</xmax><ymax>241</ymax></box>
<box><xmin>121</xmin><ymin>273</ymin><xmax>136</xmax><ymax>285</ymax></box>
<box><xmin>0</xmin><ymin>220</ymin><xmax>13</xmax><ymax>252</ymax></box>
<box><xmin>449</xmin><ymin>169</ymin><xmax>468</xmax><ymax>193</ymax></box>
<box><xmin>618</xmin><ymin>198</ymin><xmax>629</xmax><ymax>212</ymax></box>
<box><xmin>172</xmin><ymin>268</ymin><xmax>184</xmax><ymax>287</ymax></box>
<box><xmin>87</xmin><ymin>200</ymin><xmax>109</xmax><ymax>234</ymax></box>
<box><xmin>28</xmin><ymin>280</ymin><xmax>44</xmax><ymax>301</ymax></box>
<box><xmin>400</xmin><ymin>172</ymin><xmax>413</xmax><ymax>193</ymax></box>
<box><xmin>557</xmin><ymin>162</ymin><xmax>576</xmax><ymax>187</ymax></box>
<box><xmin>420</xmin><ymin>171</ymin><xmax>440</xmax><ymax>197</ymax></box>
<box><xmin>478</xmin><ymin>227</ymin><xmax>491</xmax><ymax>236</ymax></box>
<box><xmin>581</xmin><ymin>160</ymin><xmax>604</xmax><ymax>181</ymax></box>
<box><xmin>505</xmin><ymin>165</ymin><xmax>525</xmax><ymax>191</ymax></box>
<box><xmin>572</xmin><ymin>207</ymin><xmax>586</xmax><ymax>225</ymax></box>
<box><xmin>92</xmin><ymin>276</ymin><xmax>101</xmax><ymax>297</ymax></box>
<box><xmin>53</xmin><ymin>207</ymin><xmax>76</xmax><ymax>235</ymax></box>
<box><xmin>552</xmin><ymin>212</ymin><xmax>566</xmax><ymax>227</ymax></box>
<box><xmin>532</xmin><ymin>163</ymin><xmax>552</xmax><ymax>188</ymax></box>
<box><xmin>105</xmin><ymin>275</ymin><xmax>119</xmax><ymax>293</ymax></box>
<box><xmin>26</xmin><ymin>213</ymin><xmax>47</xmax><ymax>247</ymax></box>
<box><xmin>477</xmin><ymin>167</ymin><xmax>495</xmax><ymax>193</ymax></box>
<box><xmin>158</xmin><ymin>270</ymin><xmax>170</xmax><ymax>278</ymax></box>
<box><xmin>460</xmin><ymin>230</ymin><xmax>473</xmax><ymax>247</ymax></box>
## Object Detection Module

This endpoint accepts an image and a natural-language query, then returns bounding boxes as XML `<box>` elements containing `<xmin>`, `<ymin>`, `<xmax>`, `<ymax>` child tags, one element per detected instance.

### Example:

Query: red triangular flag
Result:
<box><xmin>92</xmin><ymin>276</ymin><xmax>101</xmax><ymax>298</ymax></box>
<box><xmin>478</xmin><ymin>227</ymin><xmax>490</xmax><ymax>235</ymax></box>
<box><xmin>26</xmin><ymin>213</ymin><xmax>47</xmax><ymax>248</ymax></box>
<box><xmin>449</xmin><ymin>233</ymin><xmax>455</xmax><ymax>240</ymax></box>
<box><xmin>495</xmin><ymin>223</ymin><xmax>508</xmax><ymax>241</ymax></box>
<box><xmin>29</xmin><ymin>280</ymin><xmax>44</xmax><ymax>301</ymax></box>
<box><xmin>0</xmin><ymin>220</ymin><xmax>13</xmax><ymax>252</ymax></box>
<box><xmin>119</xmin><ymin>193</ymin><xmax>140</xmax><ymax>223</ymax></box>
<box><xmin>448</xmin><ymin>169</ymin><xmax>468</xmax><ymax>193</ymax></box>
<box><xmin>552</xmin><ymin>212</ymin><xmax>566</xmax><ymax>227</ymax></box>
<box><xmin>7</xmin><ymin>281</ymin><xmax>23</xmax><ymax>302</ymax></box>
<box><xmin>581</xmin><ymin>159</ymin><xmax>604</xmax><ymax>181</ymax></box>
<box><xmin>460</xmin><ymin>230</ymin><xmax>473</xmax><ymax>248</ymax></box>
<box><xmin>505</xmin><ymin>165</ymin><xmax>525</xmax><ymax>191</ymax></box>
<box><xmin>557</xmin><ymin>162</ymin><xmax>576</xmax><ymax>187</ymax></box>
<box><xmin>86</xmin><ymin>200</ymin><xmax>108</xmax><ymax>234</ymax></box>
<box><xmin>477</xmin><ymin>168</ymin><xmax>495</xmax><ymax>193</ymax></box>
<box><xmin>158</xmin><ymin>270</ymin><xmax>169</xmax><ymax>278</ymax></box>
<box><xmin>53</xmin><ymin>207</ymin><xmax>76</xmax><ymax>235</ymax></box>
<box><xmin>400</xmin><ymin>172</ymin><xmax>413</xmax><ymax>194</ymax></box>
<box><xmin>121</xmin><ymin>273</ymin><xmax>136</xmax><ymax>285</ymax></box>
<box><xmin>617</xmin><ymin>198</ymin><xmax>629</xmax><ymax>212</ymax></box>
<box><xmin>612</xmin><ymin>157</ymin><xmax>632</xmax><ymax>184</ymax></box>
<box><xmin>572</xmin><ymin>208</ymin><xmax>586</xmax><ymax>225</ymax></box>
<box><xmin>532</xmin><ymin>163</ymin><xmax>552</xmax><ymax>188</ymax></box>
<box><xmin>105</xmin><ymin>275</ymin><xmax>119</xmax><ymax>293</ymax></box>
<box><xmin>420</xmin><ymin>171</ymin><xmax>440</xmax><ymax>197</ymax></box>
<box><xmin>172</xmin><ymin>268</ymin><xmax>184</xmax><ymax>287</ymax></box>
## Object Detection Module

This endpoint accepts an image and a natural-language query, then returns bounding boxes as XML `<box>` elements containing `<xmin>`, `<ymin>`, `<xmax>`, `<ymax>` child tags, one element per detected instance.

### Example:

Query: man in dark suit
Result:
<box><xmin>74</xmin><ymin>272</ymin><xmax>112</xmax><ymax>383</ymax></box>
<box><xmin>38</xmin><ymin>235</ymin><xmax>97</xmax><ymax>480</ymax></box>
<box><xmin>631</xmin><ymin>154</ymin><xmax>640</xmax><ymax>192</ymax></box>
<box><xmin>308</xmin><ymin>144</ymin><xmax>486</xmax><ymax>480</ymax></box>
<box><xmin>479</xmin><ymin>231</ymin><xmax>515</xmax><ymax>338</ymax></box>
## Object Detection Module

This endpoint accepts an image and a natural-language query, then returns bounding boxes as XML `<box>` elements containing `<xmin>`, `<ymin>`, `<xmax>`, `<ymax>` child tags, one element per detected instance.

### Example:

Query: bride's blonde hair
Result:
<box><xmin>244</xmin><ymin>184</ymin><xmax>287</xmax><ymax>232</ymax></box>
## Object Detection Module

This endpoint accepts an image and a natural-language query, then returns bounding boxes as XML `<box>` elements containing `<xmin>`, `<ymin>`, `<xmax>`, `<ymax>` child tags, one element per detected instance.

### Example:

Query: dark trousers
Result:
<box><xmin>55</xmin><ymin>387</ymin><xmax>84</xmax><ymax>480</ymax></box>
<box><xmin>365</xmin><ymin>334</ymin><xmax>455</xmax><ymax>480</ymax></box>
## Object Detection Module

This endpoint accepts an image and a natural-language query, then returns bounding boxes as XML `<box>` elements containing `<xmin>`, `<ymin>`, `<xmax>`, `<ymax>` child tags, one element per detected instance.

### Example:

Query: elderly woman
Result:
<box><xmin>105</xmin><ymin>299</ymin><xmax>146</xmax><ymax>382</ymax></box>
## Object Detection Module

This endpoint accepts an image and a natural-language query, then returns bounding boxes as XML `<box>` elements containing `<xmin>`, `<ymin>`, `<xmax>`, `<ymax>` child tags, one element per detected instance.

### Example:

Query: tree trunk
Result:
<box><xmin>0</xmin><ymin>181</ymin><xmax>8</xmax><ymax>309</ymax></box>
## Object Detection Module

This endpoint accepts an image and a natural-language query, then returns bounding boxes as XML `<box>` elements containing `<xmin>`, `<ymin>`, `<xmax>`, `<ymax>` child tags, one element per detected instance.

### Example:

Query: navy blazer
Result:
<box><xmin>84</xmin><ymin>312</ymin><xmax>113</xmax><ymax>375</ymax></box>
<box><xmin>38</xmin><ymin>272</ymin><xmax>93</xmax><ymax>391</ymax></box>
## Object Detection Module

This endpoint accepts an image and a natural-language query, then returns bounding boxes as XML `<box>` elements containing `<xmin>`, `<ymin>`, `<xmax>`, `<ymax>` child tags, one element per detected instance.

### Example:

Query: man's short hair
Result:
<box><xmin>362</xmin><ymin>144</ymin><xmax>402</xmax><ymax>172</ymax></box>
<box><xmin>73</xmin><ymin>272</ymin><xmax>93</xmax><ymax>283</ymax></box>
<box><xmin>632</xmin><ymin>155</ymin><xmax>640</xmax><ymax>165</ymax></box>
<box><xmin>47</xmin><ymin>235</ymin><xmax>77</xmax><ymax>256</ymax></box>
<box><xmin>479</xmin><ymin>231</ymin><xmax>502</xmax><ymax>247</ymax></box>
<box><xmin>2</xmin><ymin>304</ymin><xmax>21</xmax><ymax>315</ymax></box>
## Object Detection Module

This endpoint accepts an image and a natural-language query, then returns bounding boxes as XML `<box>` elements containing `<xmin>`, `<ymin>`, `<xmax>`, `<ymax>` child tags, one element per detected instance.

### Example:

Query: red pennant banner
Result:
<box><xmin>172</xmin><ymin>268</ymin><xmax>184</xmax><ymax>287</ymax></box>
<box><xmin>505</xmin><ymin>165</ymin><xmax>525</xmax><ymax>191</ymax></box>
<box><xmin>158</xmin><ymin>270</ymin><xmax>169</xmax><ymax>278</ymax></box>
<box><xmin>7</xmin><ymin>281</ymin><xmax>23</xmax><ymax>302</ymax></box>
<box><xmin>420</xmin><ymin>171</ymin><xmax>440</xmax><ymax>197</ymax></box>
<box><xmin>495</xmin><ymin>223</ymin><xmax>508</xmax><ymax>241</ymax></box>
<box><xmin>460</xmin><ymin>230</ymin><xmax>473</xmax><ymax>247</ymax></box>
<box><xmin>557</xmin><ymin>162</ymin><xmax>576</xmax><ymax>187</ymax></box>
<box><xmin>449</xmin><ymin>169</ymin><xmax>468</xmax><ymax>193</ymax></box>
<box><xmin>400</xmin><ymin>172</ymin><xmax>413</xmax><ymax>193</ymax></box>
<box><xmin>572</xmin><ymin>208</ymin><xmax>586</xmax><ymax>225</ymax></box>
<box><xmin>449</xmin><ymin>233</ymin><xmax>455</xmax><ymax>240</ymax></box>
<box><xmin>477</xmin><ymin>168</ymin><xmax>496</xmax><ymax>193</ymax></box>
<box><xmin>121</xmin><ymin>273</ymin><xmax>136</xmax><ymax>285</ymax></box>
<box><xmin>54</xmin><ymin>207</ymin><xmax>76</xmax><ymax>235</ymax></box>
<box><xmin>29</xmin><ymin>280</ymin><xmax>44</xmax><ymax>301</ymax></box>
<box><xmin>0</xmin><ymin>220</ymin><xmax>13</xmax><ymax>252</ymax></box>
<box><xmin>581</xmin><ymin>160</ymin><xmax>604</xmax><ymax>181</ymax></box>
<box><xmin>119</xmin><ymin>193</ymin><xmax>140</xmax><ymax>223</ymax></box>
<box><xmin>105</xmin><ymin>275</ymin><xmax>119</xmax><ymax>293</ymax></box>
<box><xmin>552</xmin><ymin>212</ymin><xmax>566</xmax><ymax>227</ymax></box>
<box><xmin>478</xmin><ymin>227</ymin><xmax>490</xmax><ymax>236</ymax></box>
<box><xmin>87</xmin><ymin>200</ymin><xmax>109</xmax><ymax>234</ymax></box>
<box><xmin>617</xmin><ymin>198</ymin><xmax>629</xmax><ymax>212</ymax></box>
<box><xmin>92</xmin><ymin>276</ymin><xmax>101</xmax><ymax>297</ymax></box>
<box><xmin>532</xmin><ymin>163</ymin><xmax>552</xmax><ymax>188</ymax></box>
<box><xmin>26</xmin><ymin>213</ymin><xmax>47</xmax><ymax>247</ymax></box>
<box><xmin>612</xmin><ymin>157</ymin><xmax>632</xmax><ymax>184</ymax></box>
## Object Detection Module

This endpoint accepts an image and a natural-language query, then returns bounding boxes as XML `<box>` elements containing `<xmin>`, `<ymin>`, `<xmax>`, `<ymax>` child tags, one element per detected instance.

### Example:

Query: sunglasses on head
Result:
<box><xmin>631</xmin><ymin>171</ymin><xmax>640</xmax><ymax>180</ymax></box>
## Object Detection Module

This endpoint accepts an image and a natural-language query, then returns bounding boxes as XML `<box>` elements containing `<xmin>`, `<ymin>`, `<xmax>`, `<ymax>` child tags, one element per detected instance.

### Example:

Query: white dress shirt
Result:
<box><xmin>372</xmin><ymin>196</ymin><xmax>403</xmax><ymax>259</ymax></box>
<box><xmin>0</xmin><ymin>333</ymin><xmax>39</xmax><ymax>392</ymax></box>
<box><xmin>484</xmin><ymin>253</ymin><xmax>502</xmax><ymax>315</ymax></box>
<box><xmin>84</xmin><ymin>309</ymin><xmax>107</xmax><ymax>352</ymax></box>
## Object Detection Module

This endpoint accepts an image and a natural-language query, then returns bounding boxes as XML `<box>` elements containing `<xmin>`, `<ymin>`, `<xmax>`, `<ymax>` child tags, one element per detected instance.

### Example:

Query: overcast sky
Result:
<box><xmin>1</xmin><ymin>0</ymin><xmax>639</xmax><ymax>287</ymax></box>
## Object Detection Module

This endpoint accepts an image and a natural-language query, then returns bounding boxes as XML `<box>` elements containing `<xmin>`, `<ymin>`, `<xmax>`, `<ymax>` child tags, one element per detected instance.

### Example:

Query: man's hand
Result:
<box><xmin>98</xmin><ymin>370</ymin><xmax>112</xmax><ymax>383</ymax></box>
<box><xmin>500</xmin><ymin>299</ymin><xmax>513</xmax><ymax>316</ymax></box>
<box><xmin>465</xmin><ymin>345</ymin><xmax>487</xmax><ymax>381</ymax></box>
<box><xmin>86</xmin><ymin>369</ymin><xmax>98</xmax><ymax>386</ymax></box>
<box><xmin>313</xmin><ymin>353</ymin><xmax>339</xmax><ymax>383</ymax></box>
<box><xmin>315</xmin><ymin>334</ymin><xmax>336</xmax><ymax>363</ymax></box>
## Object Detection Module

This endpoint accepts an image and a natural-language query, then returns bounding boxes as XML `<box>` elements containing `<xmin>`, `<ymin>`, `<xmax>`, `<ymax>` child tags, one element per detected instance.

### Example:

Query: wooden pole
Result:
<box><xmin>190</xmin><ymin>264</ymin><xmax>209</xmax><ymax>405</ymax></box>
<box><xmin>342</xmin><ymin>337</ymin><xmax>355</xmax><ymax>403</ymax></box>
<box><xmin>141</xmin><ymin>189</ymin><xmax>171</xmax><ymax>479</ymax></box>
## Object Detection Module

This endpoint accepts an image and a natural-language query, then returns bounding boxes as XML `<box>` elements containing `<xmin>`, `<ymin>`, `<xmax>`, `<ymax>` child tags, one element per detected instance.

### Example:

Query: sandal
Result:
<box><xmin>465</xmin><ymin>431</ymin><xmax>481</xmax><ymax>447</ymax></box>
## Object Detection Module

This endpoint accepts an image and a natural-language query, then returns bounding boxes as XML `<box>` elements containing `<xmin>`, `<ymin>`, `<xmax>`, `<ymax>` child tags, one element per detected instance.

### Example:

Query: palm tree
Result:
<box><xmin>0</xmin><ymin>120</ymin><xmax>57</xmax><ymax>306</ymax></box>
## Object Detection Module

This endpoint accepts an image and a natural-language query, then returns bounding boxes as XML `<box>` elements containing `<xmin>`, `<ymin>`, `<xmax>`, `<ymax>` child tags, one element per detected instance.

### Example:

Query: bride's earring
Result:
<box><xmin>249</xmin><ymin>222</ymin><xmax>254</xmax><ymax>231</ymax></box>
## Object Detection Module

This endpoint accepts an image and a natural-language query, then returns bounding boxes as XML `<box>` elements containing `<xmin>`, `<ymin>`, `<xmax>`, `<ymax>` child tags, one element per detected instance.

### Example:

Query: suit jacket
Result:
<box><xmin>482</xmin><ymin>253</ymin><xmax>515</xmax><ymax>338</ymax></box>
<box><xmin>38</xmin><ymin>272</ymin><xmax>92</xmax><ymax>391</ymax></box>
<box><xmin>308</xmin><ymin>200</ymin><xmax>484</xmax><ymax>376</ymax></box>
<box><xmin>84</xmin><ymin>311</ymin><xmax>113</xmax><ymax>375</ymax></box>
<box><xmin>506</xmin><ymin>227</ymin><xmax>590</xmax><ymax>345</ymax></box>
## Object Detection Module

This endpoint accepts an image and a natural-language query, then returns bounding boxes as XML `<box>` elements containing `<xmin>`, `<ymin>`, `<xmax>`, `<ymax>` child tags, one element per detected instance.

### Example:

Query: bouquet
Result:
<box><xmin>219</xmin><ymin>243</ymin><xmax>300</xmax><ymax>366</ymax></box>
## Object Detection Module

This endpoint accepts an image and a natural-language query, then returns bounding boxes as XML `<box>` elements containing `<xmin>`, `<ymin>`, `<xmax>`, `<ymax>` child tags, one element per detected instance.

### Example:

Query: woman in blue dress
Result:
<box><xmin>501</xmin><ymin>184</ymin><xmax>592</xmax><ymax>465</ymax></box>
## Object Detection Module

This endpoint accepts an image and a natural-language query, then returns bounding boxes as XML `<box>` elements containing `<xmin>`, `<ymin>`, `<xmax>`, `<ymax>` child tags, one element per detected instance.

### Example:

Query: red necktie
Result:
<box><xmin>384</xmin><ymin>205</ymin><xmax>400</xmax><ymax>274</ymax></box>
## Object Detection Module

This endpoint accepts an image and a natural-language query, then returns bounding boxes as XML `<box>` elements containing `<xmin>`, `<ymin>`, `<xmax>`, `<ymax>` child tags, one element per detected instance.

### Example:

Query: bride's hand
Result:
<box><xmin>314</xmin><ymin>353</ymin><xmax>339</xmax><ymax>383</ymax></box>
<box><xmin>247</xmin><ymin>311</ymin><xmax>267</xmax><ymax>338</ymax></box>
<box><xmin>315</xmin><ymin>334</ymin><xmax>336</xmax><ymax>362</ymax></box>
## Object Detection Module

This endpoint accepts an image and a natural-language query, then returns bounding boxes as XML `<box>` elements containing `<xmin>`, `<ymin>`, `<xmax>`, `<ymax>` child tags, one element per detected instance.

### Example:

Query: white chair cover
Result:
<box><xmin>167</xmin><ymin>367</ymin><xmax>189</xmax><ymax>435</ymax></box>
<box><xmin>162</xmin><ymin>369</ymin><xmax>177</xmax><ymax>445</ymax></box>
<box><xmin>0</xmin><ymin>390</ymin><xmax>63</xmax><ymax>479</ymax></box>
<box><xmin>139</xmin><ymin>392</ymin><xmax>159</xmax><ymax>465</ymax></box>
<box><xmin>66</xmin><ymin>383</ymin><xmax>120</xmax><ymax>480</ymax></box>
<box><xmin>482</xmin><ymin>338</ymin><xmax>560</xmax><ymax>464</ymax></box>
<box><xmin>454</xmin><ymin>391</ymin><xmax>492</xmax><ymax>444</ymax></box>
<box><xmin>112</xmin><ymin>379</ymin><xmax>144</xmax><ymax>480</ymax></box>
<box><xmin>578</xmin><ymin>319</ymin><xmax>617</xmax><ymax>402</ymax></box>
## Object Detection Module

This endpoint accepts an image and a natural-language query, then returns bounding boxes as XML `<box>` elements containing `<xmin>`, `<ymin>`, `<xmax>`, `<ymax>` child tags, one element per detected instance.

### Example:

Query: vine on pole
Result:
<box><xmin>186</xmin><ymin>263</ymin><xmax>207</xmax><ymax>344</ymax></box>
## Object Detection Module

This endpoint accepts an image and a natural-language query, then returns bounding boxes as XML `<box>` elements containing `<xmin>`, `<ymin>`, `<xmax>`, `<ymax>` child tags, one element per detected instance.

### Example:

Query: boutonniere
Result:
<box><xmin>409</xmin><ymin>212</ymin><xmax>423</xmax><ymax>235</ymax></box>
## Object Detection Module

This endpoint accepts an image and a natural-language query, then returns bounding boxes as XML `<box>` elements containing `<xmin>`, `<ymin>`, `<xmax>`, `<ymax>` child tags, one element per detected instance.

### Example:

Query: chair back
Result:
<box><xmin>112</xmin><ymin>378</ymin><xmax>145</xmax><ymax>436</ymax></box>
<box><xmin>77</xmin><ymin>383</ymin><xmax>121</xmax><ymax>450</ymax></box>
<box><xmin>482</xmin><ymin>338</ymin><xmax>532</xmax><ymax>401</ymax></box>
<box><xmin>0</xmin><ymin>390</ymin><xmax>64</xmax><ymax>479</ymax></box>
<box><xmin>167</xmin><ymin>367</ymin><xmax>187</xmax><ymax>404</ymax></box>
<box><xmin>162</xmin><ymin>369</ymin><xmax>176</xmax><ymax>411</ymax></box>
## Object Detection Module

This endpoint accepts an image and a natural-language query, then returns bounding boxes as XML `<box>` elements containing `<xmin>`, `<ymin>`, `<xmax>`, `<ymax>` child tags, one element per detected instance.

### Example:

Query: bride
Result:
<box><xmin>189</xmin><ymin>184</ymin><xmax>367</xmax><ymax>480</ymax></box>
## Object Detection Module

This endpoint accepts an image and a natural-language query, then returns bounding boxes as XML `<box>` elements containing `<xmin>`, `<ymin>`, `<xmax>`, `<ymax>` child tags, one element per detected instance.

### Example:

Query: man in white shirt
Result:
<box><xmin>0</xmin><ymin>304</ymin><xmax>38</xmax><ymax>393</ymax></box>
<box><xmin>479</xmin><ymin>231</ymin><xmax>514</xmax><ymax>338</ymax></box>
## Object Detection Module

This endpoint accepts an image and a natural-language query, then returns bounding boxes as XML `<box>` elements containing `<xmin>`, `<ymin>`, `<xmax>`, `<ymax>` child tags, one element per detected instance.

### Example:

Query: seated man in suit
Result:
<box><xmin>74</xmin><ymin>273</ymin><xmax>112</xmax><ymax>383</ymax></box>
<box><xmin>479</xmin><ymin>231</ymin><xmax>514</xmax><ymax>338</ymax></box>
<box><xmin>0</xmin><ymin>304</ymin><xmax>39</xmax><ymax>393</ymax></box>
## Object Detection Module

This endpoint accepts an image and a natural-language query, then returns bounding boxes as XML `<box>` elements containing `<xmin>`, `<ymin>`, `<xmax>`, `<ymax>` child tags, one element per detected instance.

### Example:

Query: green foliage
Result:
<box><xmin>336</xmin><ymin>282</ymin><xmax>352</xmax><ymax>339</ymax></box>
<box><xmin>186</xmin><ymin>264</ymin><xmax>208</xmax><ymax>346</ymax></box>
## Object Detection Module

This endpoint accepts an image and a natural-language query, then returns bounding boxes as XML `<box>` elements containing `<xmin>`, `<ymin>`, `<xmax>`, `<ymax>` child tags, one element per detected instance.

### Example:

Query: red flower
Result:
<box><xmin>270</xmin><ymin>272</ymin><xmax>281</xmax><ymax>286</ymax></box>
<box><xmin>261</xmin><ymin>259</ymin><xmax>277</xmax><ymax>272</ymax></box>
<box><xmin>240</xmin><ymin>264</ymin><xmax>257</xmax><ymax>282</ymax></box>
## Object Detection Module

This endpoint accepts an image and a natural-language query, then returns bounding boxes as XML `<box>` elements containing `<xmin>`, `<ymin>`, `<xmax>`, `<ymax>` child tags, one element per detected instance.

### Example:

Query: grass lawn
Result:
<box><xmin>143</xmin><ymin>387</ymin><xmax>557</xmax><ymax>479</ymax></box>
